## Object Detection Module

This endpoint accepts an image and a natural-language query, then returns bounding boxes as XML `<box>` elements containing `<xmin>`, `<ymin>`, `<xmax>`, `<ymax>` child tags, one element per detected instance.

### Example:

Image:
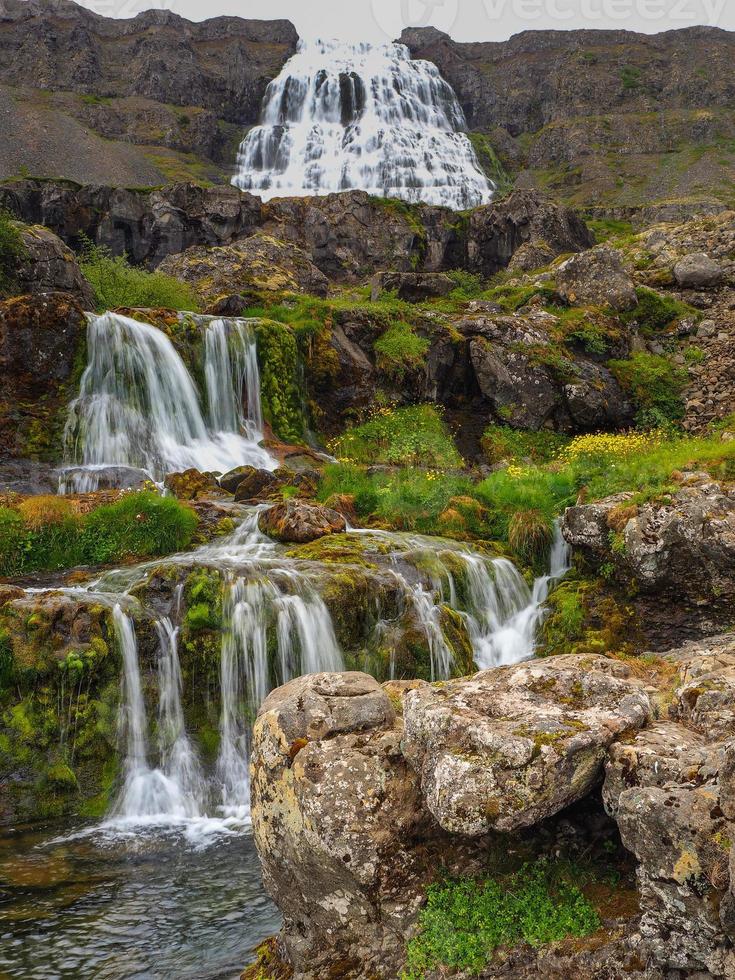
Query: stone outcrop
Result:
<box><xmin>369</xmin><ymin>271</ymin><xmax>454</xmax><ymax>303</ymax></box>
<box><xmin>14</xmin><ymin>223</ymin><xmax>94</xmax><ymax>308</ymax></box>
<box><xmin>157</xmin><ymin>233</ymin><xmax>329</xmax><ymax>303</ymax></box>
<box><xmin>555</xmin><ymin>247</ymin><xmax>637</xmax><ymax>312</ymax></box>
<box><xmin>251</xmin><ymin>637</ymin><xmax>735</xmax><ymax>979</ymax></box>
<box><xmin>258</xmin><ymin>500</ymin><xmax>346</xmax><ymax>544</ymax></box>
<box><xmin>562</xmin><ymin>474</ymin><xmax>735</xmax><ymax>604</ymax></box>
<box><xmin>250</xmin><ymin>657</ymin><xmax>651</xmax><ymax>979</ymax></box>
<box><xmin>0</xmin><ymin>0</ymin><xmax>297</xmax><ymax>184</ymax></box>
<box><xmin>674</xmin><ymin>252</ymin><xmax>725</xmax><ymax>289</ymax></box>
<box><xmin>402</xmin><ymin>655</ymin><xmax>650</xmax><ymax>835</ymax></box>
<box><xmin>0</xmin><ymin>291</ymin><xmax>86</xmax><ymax>460</ymax></box>
<box><xmin>0</xmin><ymin>181</ymin><xmax>591</xmax><ymax>281</ymax></box>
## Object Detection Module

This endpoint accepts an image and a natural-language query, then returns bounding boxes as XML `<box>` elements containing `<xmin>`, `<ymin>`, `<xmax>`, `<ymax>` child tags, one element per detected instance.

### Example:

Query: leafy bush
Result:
<box><xmin>374</xmin><ymin>321</ymin><xmax>430</xmax><ymax>378</ymax></box>
<box><xmin>447</xmin><ymin>269</ymin><xmax>486</xmax><ymax>300</ymax></box>
<box><xmin>80</xmin><ymin>242</ymin><xmax>199</xmax><ymax>312</ymax></box>
<box><xmin>0</xmin><ymin>209</ymin><xmax>26</xmax><ymax>296</ymax></box>
<box><xmin>622</xmin><ymin>287</ymin><xmax>695</xmax><ymax>334</ymax></box>
<box><xmin>81</xmin><ymin>492</ymin><xmax>198</xmax><ymax>564</ymax></box>
<box><xmin>403</xmin><ymin>861</ymin><xmax>600</xmax><ymax>979</ymax></box>
<box><xmin>330</xmin><ymin>405</ymin><xmax>463</xmax><ymax>469</ymax></box>
<box><xmin>0</xmin><ymin>492</ymin><xmax>197</xmax><ymax>575</ymax></box>
<box><xmin>609</xmin><ymin>352</ymin><xmax>687</xmax><ymax>426</ymax></box>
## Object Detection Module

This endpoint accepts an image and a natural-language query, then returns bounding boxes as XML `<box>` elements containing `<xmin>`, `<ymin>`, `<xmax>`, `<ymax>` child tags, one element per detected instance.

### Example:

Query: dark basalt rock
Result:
<box><xmin>0</xmin><ymin>291</ymin><xmax>86</xmax><ymax>461</ymax></box>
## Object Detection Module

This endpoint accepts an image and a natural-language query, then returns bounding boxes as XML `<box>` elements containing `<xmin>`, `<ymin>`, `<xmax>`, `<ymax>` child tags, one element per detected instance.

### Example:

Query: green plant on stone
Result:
<box><xmin>374</xmin><ymin>321</ymin><xmax>430</xmax><ymax>379</ymax></box>
<box><xmin>402</xmin><ymin>860</ymin><xmax>600</xmax><ymax>979</ymax></box>
<box><xmin>0</xmin><ymin>209</ymin><xmax>27</xmax><ymax>297</ymax></box>
<box><xmin>79</xmin><ymin>239</ymin><xmax>199</xmax><ymax>312</ymax></box>
<box><xmin>608</xmin><ymin>352</ymin><xmax>687</xmax><ymax>426</ymax></box>
<box><xmin>621</xmin><ymin>287</ymin><xmax>696</xmax><ymax>335</ymax></box>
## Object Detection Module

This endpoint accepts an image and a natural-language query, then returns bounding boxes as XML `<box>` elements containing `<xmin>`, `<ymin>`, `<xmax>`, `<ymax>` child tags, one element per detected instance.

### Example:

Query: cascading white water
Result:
<box><xmin>111</xmin><ymin>605</ymin><xmax>202</xmax><ymax>822</ymax></box>
<box><xmin>232</xmin><ymin>39</ymin><xmax>494</xmax><ymax>210</ymax></box>
<box><xmin>216</xmin><ymin>571</ymin><xmax>343</xmax><ymax>813</ymax></box>
<box><xmin>60</xmin><ymin>313</ymin><xmax>274</xmax><ymax>492</ymax></box>
<box><xmin>444</xmin><ymin>523</ymin><xmax>571</xmax><ymax>669</ymax></box>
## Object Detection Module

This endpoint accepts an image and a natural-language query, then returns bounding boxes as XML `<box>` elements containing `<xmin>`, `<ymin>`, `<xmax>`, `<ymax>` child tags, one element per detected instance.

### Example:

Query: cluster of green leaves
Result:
<box><xmin>622</xmin><ymin>286</ymin><xmax>696</xmax><ymax>334</ymax></box>
<box><xmin>0</xmin><ymin>209</ymin><xmax>27</xmax><ymax>296</ymax></box>
<box><xmin>79</xmin><ymin>241</ymin><xmax>199</xmax><ymax>312</ymax></box>
<box><xmin>0</xmin><ymin>492</ymin><xmax>197</xmax><ymax>576</ymax></box>
<box><xmin>374</xmin><ymin>321</ymin><xmax>430</xmax><ymax>378</ymax></box>
<box><xmin>482</xmin><ymin>425</ymin><xmax>569</xmax><ymax>465</ymax></box>
<box><xmin>403</xmin><ymin>861</ymin><xmax>600</xmax><ymax>979</ymax></box>
<box><xmin>609</xmin><ymin>351</ymin><xmax>688</xmax><ymax>427</ymax></box>
<box><xmin>330</xmin><ymin>405</ymin><xmax>463</xmax><ymax>469</ymax></box>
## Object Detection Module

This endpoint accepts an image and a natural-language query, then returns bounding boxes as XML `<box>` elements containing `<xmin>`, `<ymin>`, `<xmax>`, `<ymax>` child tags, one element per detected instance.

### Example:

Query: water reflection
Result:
<box><xmin>0</xmin><ymin>821</ymin><xmax>279</xmax><ymax>980</ymax></box>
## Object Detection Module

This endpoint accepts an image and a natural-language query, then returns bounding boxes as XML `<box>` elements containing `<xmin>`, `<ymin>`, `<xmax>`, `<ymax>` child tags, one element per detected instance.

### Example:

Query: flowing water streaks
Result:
<box><xmin>233</xmin><ymin>39</ymin><xmax>494</xmax><ymax>209</ymax></box>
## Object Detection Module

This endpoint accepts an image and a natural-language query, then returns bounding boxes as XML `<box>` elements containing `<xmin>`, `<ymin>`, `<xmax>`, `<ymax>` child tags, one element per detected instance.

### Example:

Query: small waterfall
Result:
<box><xmin>111</xmin><ymin>605</ymin><xmax>202</xmax><ymax>822</ymax></box>
<box><xmin>216</xmin><ymin>573</ymin><xmax>343</xmax><ymax>813</ymax></box>
<box><xmin>204</xmin><ymin>318</ymin><xmax>264</xmax><ymax>439</ymax></box>
<box><xmin>232</xmin><ymin>39</ymin><xmax>494</xmax><ymax>210</ymax></box>
<box><xmin>447</xmin><ymin>523</ymin><xmax>571</xmax><ymax>669</ymax></box>
<box><xmin>408</xmin><ymin>583</ymin><xmax>456</xmax><ymax>681</ymax></box>
<box><xmin>61</xmin><ymin>313</ymin><xmax>274</xmax><ymax>492</ymax></box>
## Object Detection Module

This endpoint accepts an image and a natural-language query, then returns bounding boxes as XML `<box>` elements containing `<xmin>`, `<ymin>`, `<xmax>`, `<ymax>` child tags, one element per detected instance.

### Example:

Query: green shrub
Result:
<box><xmin>79</xmin><ymin>242</ymin><xmax>199</xmax><ymax>312</ymax></box>
<box><xmin>623</xmin><ymin>287</ymin><xmax>695</xmax><ymax>334</ymax></box>
<box><xmin>621</xmin><ymin>66</ymin><xmax>643</xmax><ymax>91</ymax></box>
<box><xmin>0</xmin><ymin>209</ymin><xmax>27</xmax><ymax>297</ymax></box>
<box><xmin>508</xmin><ymin>509</ymin><xmax>553</xmax><ymax>569</ymax></box>
<box><xmin>374</xmin><ymin>322</ymin><xmax>430</xmax><ymax>378</ymax></box>
<box><xmin>403</xmin><ymin>861</ymin><xmax>600</xmax><ymax>979</ymax></box>
<box><xmin>0</xmin><ymin>507</ymin><xmax>27</xmax><ymax>576</ymax></box>
<box><xmin>330</xmin><ymin>405</ymin><xmax>463</xmax><ymax>469</ymax></box>
<box><xmin>609</xmin><ymin>352</ymin><xmax>687</xmax><ymax>426</ymax></box>
<box><xmin>482</xmin><ymin>426</ymin><xmax>569</xmax><ymax>465</ymax></box>
<box><xmin>447</xmin><ymin>269</ymin><xmax>486</xmax><ymax>300</ymax></box>
<box><xmin>81</xmin><ymin>492</ymin><xmax>198</xmax><ymax>564</ymax></box>
<box><xmin>585</xmin><ymin>217</ymin><xmax>635</xmax><ymax>243</ymax></box>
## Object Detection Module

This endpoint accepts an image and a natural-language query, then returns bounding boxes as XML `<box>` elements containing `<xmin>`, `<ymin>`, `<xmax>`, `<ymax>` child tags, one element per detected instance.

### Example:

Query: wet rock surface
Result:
<box><xmin>258</xmin><ymin>499</ymin><xmax>346</xmax><ymax>544</ymax></box>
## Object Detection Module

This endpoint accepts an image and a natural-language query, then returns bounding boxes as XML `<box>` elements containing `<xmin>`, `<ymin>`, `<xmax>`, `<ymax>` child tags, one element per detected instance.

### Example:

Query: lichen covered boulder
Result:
<box><xmin>401</xmin><ymin>654</ymin><xmax>651</xmax><ymax>835</ymax></box>
<box><xmin>556</xmin><ymin>246</ymin><xmax>637</xmax><ymax>312</ymax></box>
<box><xmin>157</xmin><ymin>232</ymin><xmax>329</xmax><ymax>302</ymax></box>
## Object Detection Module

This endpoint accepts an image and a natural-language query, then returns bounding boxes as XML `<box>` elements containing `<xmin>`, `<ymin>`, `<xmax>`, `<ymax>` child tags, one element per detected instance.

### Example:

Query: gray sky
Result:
<box><xmin>76</xmin><ymin>0</ymin><xmax>735</xmax><ymax>42</ymax></box>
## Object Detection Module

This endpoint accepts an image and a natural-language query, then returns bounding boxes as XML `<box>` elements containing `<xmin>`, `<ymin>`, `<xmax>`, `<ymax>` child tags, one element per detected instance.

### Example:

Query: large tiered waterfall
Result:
<box><xmin>60</xmin><ymin>313</ymin><xmax>275</xmax><ymax>493</ymax></box>
<box><xmin>232</xmin><ymin>39</ymin><xmax>494</xmax><ymax>210</ymax></box>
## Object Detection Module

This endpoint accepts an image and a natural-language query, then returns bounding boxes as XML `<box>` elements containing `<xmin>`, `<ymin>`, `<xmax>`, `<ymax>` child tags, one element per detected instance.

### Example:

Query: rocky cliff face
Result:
<box><xmin>403</xmin><ymin>26</ymin><xmax>735</xmax><ymax>212</ymax></box>
<box><xmin>0</xmin><ymin>0</ymin><xmax>297</xmax><ymax>185</ymax></box>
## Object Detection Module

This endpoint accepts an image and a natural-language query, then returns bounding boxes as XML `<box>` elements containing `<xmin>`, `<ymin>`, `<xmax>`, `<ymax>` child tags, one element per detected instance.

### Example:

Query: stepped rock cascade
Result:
<box><xmin>60</xmin><ymin>313</ymin><xmax>275</xmax><ymax>493</ymax></box>
<box><xmin>23</xmin><ymin>510</ymin><xmax>567</xmax><ymax>835</ymax></box>
<box><xmin>232</xmin><ymin>39</ymin><xmax>494</xmax><ymax>209</ymax></box>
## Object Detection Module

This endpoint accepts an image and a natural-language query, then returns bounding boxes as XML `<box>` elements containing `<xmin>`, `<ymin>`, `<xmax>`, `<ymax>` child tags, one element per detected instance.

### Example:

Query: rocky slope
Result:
<box><xmin>403</xmin><ymin>26</ymin><xmax>735</xmax><ymax>214</ymax></box>
<box><xmin>0</xmin><ymin>0</ymin><xmax>297</xmax><ymax>185</ymax></box>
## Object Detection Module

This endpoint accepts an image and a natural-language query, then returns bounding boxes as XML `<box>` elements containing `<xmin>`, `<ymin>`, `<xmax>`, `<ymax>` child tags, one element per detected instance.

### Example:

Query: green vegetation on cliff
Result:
<box><xmin>80</xmin><ymin>241</ymin><xmax>200</xmax><ymax>312</ymax></box>
<box><xmin>0</xmin><ymin>210</ymin><xmax>26</xmax><ymax>297</ymax></box>
<box><xmin>0</xmin><ymin>492</ymin><xmax>198</xmax><ymax>576</ymax></box>
<box><xmin>329</xmin><ymin>405</ymin><xmax>462</xmax><ymax>469</ymax></box>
